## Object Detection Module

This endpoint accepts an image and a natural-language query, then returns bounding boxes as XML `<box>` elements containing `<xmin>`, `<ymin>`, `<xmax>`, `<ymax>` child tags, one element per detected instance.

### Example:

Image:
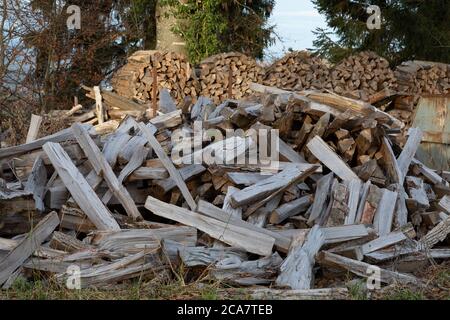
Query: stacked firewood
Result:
<box><xmin>325</xmin><ymin>51</ymin><xmax>397</xmax><ymax>101</ymax></box>
<box><xmin>395</xmin><ymin>61</ymin><xmax>450</xmax><ymax>95</ymax></box>
<box><xmin>111</xmin><ymin>50</ymin><xmax>200</xmax><ymax>104</ymax></box>
<box><xmin>1</xmin><ymin>81</ymin><xmax>448</xmax><ymax>296</ymax></box>
<box><xmin>199</xmin><ymin>52</ymin><xmax>264</xmax><ymax>103</ymax></box>
<box><xmin>263</xmin><ymin>51</ymin><xmax>330</xmax><ymax>91</ymax></box>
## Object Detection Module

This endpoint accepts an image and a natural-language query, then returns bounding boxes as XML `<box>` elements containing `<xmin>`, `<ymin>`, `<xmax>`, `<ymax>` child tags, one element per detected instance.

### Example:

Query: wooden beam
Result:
<box><xmin>145</xmin><ymin>196</ymin><xmax>275</xmax><ymax>256</ymax></box>
<box><xmin>270</xmin><ymin>195</ymin><xmax>312</xmax><ymax>224</ymax></box>
<box><xmin>373</xmin><ymin>189</ymin><xmax>398</xmax><ymax>236</ymax></box>
<box><xmin>317</xmin><ymin>251</ymin><xmax>422</xmax><ymax>286</ymax></box>
<box><xmin>397</xmin><ymin>128</ymin><xmax>423</xmax><ymax>183</ymax></box>
<box><xmin>307</xmin><ymin>136</ymin><xmax>360</xmax><ymax>182</ymax></box>
<box><xmin>94</xmin><ymin>86</ymin><xmax>105</xmax><ymax>124</ymax></box>
<box><xmin>72</xmin><ymin>124</ymin><xmax>142</xmax><ymax>221</ymax></box>
<box><xmin>26</xmin><ymin>114</ymin><xmax>43</xmax><ymax>143</ymax></box>
<box><xmin>137</xmin><ymin>121</ymin><xmax>197</xmax><ymax>211</ymax></box>
<box><xmin>308</xmin><ymin>173</ymin><xmax>333</xmax><ymax>225</ymax></box>
<box><xmin>43</xmin><ymin>142</ymin><xmax>120</xmax><ymax>231</ymax></box>
<box><xmin>276</xmin><ymin>225</ymin><xmax>325</xmax><ymax>290</ymax></box>
<box><xmin>196</xmin><ymin>200</ymin><xmax>291</xmax><ymax>252</ymax></box>
<box><xmin>230</xmin><ymin>164</ymin><xmax>317</xmax><ymax>208</ymax></box>
<box><xmin>0</xmin><ymin>212</ymin><xmax>60</xmax><ymax>286</ymax></box>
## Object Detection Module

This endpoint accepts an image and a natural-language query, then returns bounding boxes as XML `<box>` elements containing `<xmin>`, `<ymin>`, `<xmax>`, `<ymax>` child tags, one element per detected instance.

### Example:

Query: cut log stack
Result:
<box><xmin>0</xmin><ymin>73</ymin><xmax>449</xmax><ymax>298</ymax></box>
<box><xmin>199</xmin><ymin>52</ymin><xmax>264</xmax><ymax>103</ymax></box>
<box><xmin>395</xmin><ymin>61</ymin><xmax>450</xmax><ymax>96</ymax></box>
<box><xmin>326</xmin><ymin>51</ymin><xmax>397</xmax><ymax>102</ymax></box>
<box><xmin>263</xmin><ymin>51</ymin><xmax>330</xmax><ymax>91</ymax></box>
<box><xmin>111</xmin><ymin>50</ymin><xmax>200</xmax><ymax>105</ymax></box>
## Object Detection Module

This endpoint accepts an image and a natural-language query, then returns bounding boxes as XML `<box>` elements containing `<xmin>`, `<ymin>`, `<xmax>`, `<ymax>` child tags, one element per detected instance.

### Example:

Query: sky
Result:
<box><xmin>265</xmin><ymin>0</ymin><xmax>330</xmax><ymax>60</ymax></box>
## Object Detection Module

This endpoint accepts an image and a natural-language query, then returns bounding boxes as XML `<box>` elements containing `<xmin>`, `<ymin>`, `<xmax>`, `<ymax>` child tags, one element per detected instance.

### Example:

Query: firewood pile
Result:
<box><xmin>395</xmin><ymin>61</ymin><xmax>450</xmax><ymax>95</ymax></box>
<box><xmin>199</xmin><ymin>52</ymin><xmax>264</xmax><ymax>103</ymax></box>
<box><xmin>263</xmin><ymin>51</ymin><xmax>330</xmax><ymax>91</ymax></box>
<box><xmin>111</xmin><ymin>51</ymin><xmax>200</xmax><ymax>104</ymax></box>
<box><xmin>325</xmin><ymin>51</ymin><xmax>397</xmax><ymax>102</ymax></box>
<box><xmin>0</xmin><ymin>82</ymin><xmax>449</xmax><ymax>298</ymax></box>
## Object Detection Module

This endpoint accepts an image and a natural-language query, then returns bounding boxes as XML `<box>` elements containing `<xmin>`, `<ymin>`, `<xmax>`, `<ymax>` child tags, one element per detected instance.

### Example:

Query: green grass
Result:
<box><xmin>384</xmin><ymin>288</ymin><xmax>425</xmax><ymax>300</ymax></box>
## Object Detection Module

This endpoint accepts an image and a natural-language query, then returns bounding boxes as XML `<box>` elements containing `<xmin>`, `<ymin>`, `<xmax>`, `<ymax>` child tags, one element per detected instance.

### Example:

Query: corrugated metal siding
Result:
<box><xmin>412</xmin><ymin>96</ymin><xmax>450</xmax><ymax>171</ymax></box>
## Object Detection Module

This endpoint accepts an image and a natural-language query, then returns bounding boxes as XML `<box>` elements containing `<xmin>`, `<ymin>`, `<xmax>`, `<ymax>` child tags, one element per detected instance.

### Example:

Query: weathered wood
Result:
<box><xmin>0</xmin><ymin>212</ymin><xmax>60</xmax><ymax>285</ymax></box>
<box><xmin>419</xmin><ymin>216</ymin><xmax>450</xmax><ymax>249</ymax></box>
<box><xmin>0</xmin><ymin>125</ymin><xmax>92</xmax><ymax>160</ymax></box>
<box><xmin>270</xmin><ymin>195</ymin><xmax>312</xmax><ymax>224</ymax></box>
<box><xmin>248</xmin><ymin>288</ymin><xmax>349</xmax><ymax>300</ymax></box>
<box><xmin>355</xmin><ymin>181</ymin><xmax>371</xmax><ymax>224</ymax></box>
<box><xmin>145</xmin><ymin>196</ymin><xmax>275</xmax><ymax>256</ymax></box>
<box><xmin>138</xmin><ymin>121</ymin><xmax>197</xmax><ymax>210</ymax></box>
<box><xmin>25</xmin><ymin>156</ymin><xmax>47</xmax><ymax>212</ymax></box>
<box><xmin>361</xmin><ymin>228</ymin><xmax>411</xmax><ymax>255</ymax></box>
<box><xmin>381</xmin><ymin>136</ymin><xmax>401</xmax><ymax>184</ymax></box>
<box><xmin>373</xmin><ymin>189</ymin><xmax>398</xmax><ymax>236</ymax></box>
<box><xmin>94</xmin><ymin>86</ymin><xmax>105</xmax><ymax>124</ymax></box>
<box><xmin>317</xmin><ymin>251</ymin><xmax>422</xmax><ymax>286</ymax></box>
<box><xmin>102</xmin><ymin>146</ymin><xmax>148</xmax><ymax>205</ymax></box>
<box><xmin>226</xmin><ymin>172</ymin><xmax>272</xmax><ymax>186</ymax></box>
<box><xmin>344</xmin><ymin>179</ymin><xmax>362</xmax><ymax>225</ymax></box>
<box><xmin>308</xmin><ymin>173</ymin><xmax>333</xmax><ymax>225</ymax></box>
<box><xmin>230</xmin><ymin>164</ymin><xmax>317</xmax><ymax>208</ymax></box>
<box><xmin>159</xmin><ymin>88</ymin><xmax>177</xmax><ymax>113</ymax></box>
<box><xmin>72</xmin><ymin>124</ymin><xmax>142</xmax><ymax>221</ymax></box>
<box><xmin>243</xmin><ymin>165</ymin><xmax>319</xmax><ymax>218</ymax></box>
<box><xmin>26</xmin><ymin>114</ymin><xmax>43</xmax><ymax>143</ymax></box>
<box><xmin>43</xmin><ymin>142</ymin><xmax>120</xmax><ymax>231</ymax></box>
<box><xmin>196</xmin><ymin>200</ymin><xmax>291</xmax><ymax>252</ymax></box>
<box><xmin>222</xmin><ymin>186</ymin><xmax>242</xmax><ymax>220</ymax></box>
<box><xmin>307</xmin><ymin>136</ymin><xmax>360</xmax><ymax>182</ymax></box>
<box><xmin>322</xmin><ymin>224</ymin><xmax>369</xmax><ymax>244</ymax></box>
<box><xmin>276</xmin><ymin>225</ymin><xmax>325</xmax><ymax>290</ymax></box>
<box><xmin>154</xmin><ymin>164</ymin><xmax>206</xmax><ymax>193</ymax></box>
<box><xmin>397</xmin><ymin>128</ymin><xmax>423</xmax><ymax>183</ymax></box>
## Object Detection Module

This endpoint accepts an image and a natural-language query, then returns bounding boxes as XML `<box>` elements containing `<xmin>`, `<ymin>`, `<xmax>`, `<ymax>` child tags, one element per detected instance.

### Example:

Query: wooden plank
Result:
<box><xmin>362</xmin><ymin>229</ymin><xmax>409</xmax><ymax>255</ymax></box>
<box><xmin>226</xmin><ymin>172</ymin><xmax>272</xmax><ymax>186</ymax></box>
<box><xmin>381</xmin><ymin>136</ymin><xmax>401</xmax><ymax>184</ymax></box>
<box><xmin>25</xmin><ymin>156</ymin><xmax>47</xmax><ymax>212</ymax></box>
<box><xmin>243</xmin><ymin>165</ymin><xmax>319</xmax><ymax>218</ymax></box>
<box><xmin>355</xmin><ymin>181</ymin><xmax>371</xmax><ymax>223</ymax></box>
<box><xmin>397</xmin><ymin>128</ymin><xmax>423</xmax><ymax>183</ymax></box>
<box><xmin>102</xmin><ymin>146</ymin><xmax>148</xmax><ymax>205</ymax></box>
<box><xmin>154</xmin><ymin>164</ymin><xmax>206</xmax><ymax>193</ymax></box>
<box><xmin>94</xmin><ymin>86</ymin><xmax>105</xmax><ymax>124</ymax></box>
<box><xmin>0</xmin><ymin>125</ymin><xmax>92</xmax><ymax>160</ymax></box>
<box><xmin>72</xmin><ymin>124</ymin><xmax>142</xmax><ymax>221</ymax></box>
<box><xmin>322</xmin><ymin>224</ymin><xmax>369</xmax><ymax>244</ymax></box>
<box><xmin>278</xmin><ymin>138</ymin><xmax>306</xmax><ymax>163</ymax></box>
<box><xmin>43</xmin><ymin>142</ymin><xmax>120</xmax><ymax>231</ymax></box>
<box><xmin>247</xmin><ymin>288</ymin><xmax>349</xmax><ymax>300</ymax></box>
<box><xmin>137</xmin><ymin>121</ymin><xmax>197</xmax><ymax>211</ymax></box>
<box><xmin>270</xmin><ymin>195</ymin><xmax>312</xmax><ymax>224</ymax></box>
<box><xmin>26</xmin><ymin>114</ymin><xmax>43</xmax><ymax>143</ymax></box>
<box><xmin>307</xmin><ymin>136</ymin><xmax>360</xmax><ymax>182</ymax></box>
<box><xmin>145</xmin><ymin>196</ymin><xmax>275</xmax><ymax>256</ymax></box>
<box><xmin>128</xmin><ymin>167</ymin><xmax>168</xmax><ymax>181</ymax></box>
<box><xmin>317</xmin><ymin>251</ymin><xmax>422</xmax><ymax>286</ymax></box>
<box><xmin>308</xmin><ymin>173</ymin><xmax>333</xmax><ymax>225</ymax></box>
<box><xmin>344</xmin><ymin>179</ymin><xmax>361</xmax><ymax>225</ymax></box>
<box><xmin>419</xmin><ymin>216</ymin><xmax>450</xmax><ymax>249</ymax></box>
<box><xmin>0</xmin><ymin>212</ymin><xmax>60</xmax><ymax>286</ymax></box>
<box><xmin>196</xmin><ymin>200</ymin><xmax>291</xmax><ymax>252</ymax></box>
<box><xmin>222</xmin><ymin>186</ymin><xmax>242</xmax><ymax>220</ymax></box>
<box><xmin>276</xmin><ymin>225</ymin><xmax>325</xmax><ymax>290</ymax></box>
<box><xmin>159</xmin><ymin>88</ymin><xmax>177</xmax><ymax>113</ymax></box>
<box><xmin>373</xmin><ymin>189</ymin><xmax>398</xmax><ymax>236</ymax></box>
<box><xmin>230</xmin><ymin>164</ymin><xmax>317</xmax><ymax>208</ymax></box>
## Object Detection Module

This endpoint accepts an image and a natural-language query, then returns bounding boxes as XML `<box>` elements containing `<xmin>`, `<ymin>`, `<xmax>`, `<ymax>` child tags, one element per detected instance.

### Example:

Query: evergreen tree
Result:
<box><xmin>312</xmin><ymin>0</ymin><xmax>450</xmax><ymax>65</ymax></box>
<box><xmin>161</xmin><ymin>0</ymin><xmax>275</xmax><ymax>64</ymax></box>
